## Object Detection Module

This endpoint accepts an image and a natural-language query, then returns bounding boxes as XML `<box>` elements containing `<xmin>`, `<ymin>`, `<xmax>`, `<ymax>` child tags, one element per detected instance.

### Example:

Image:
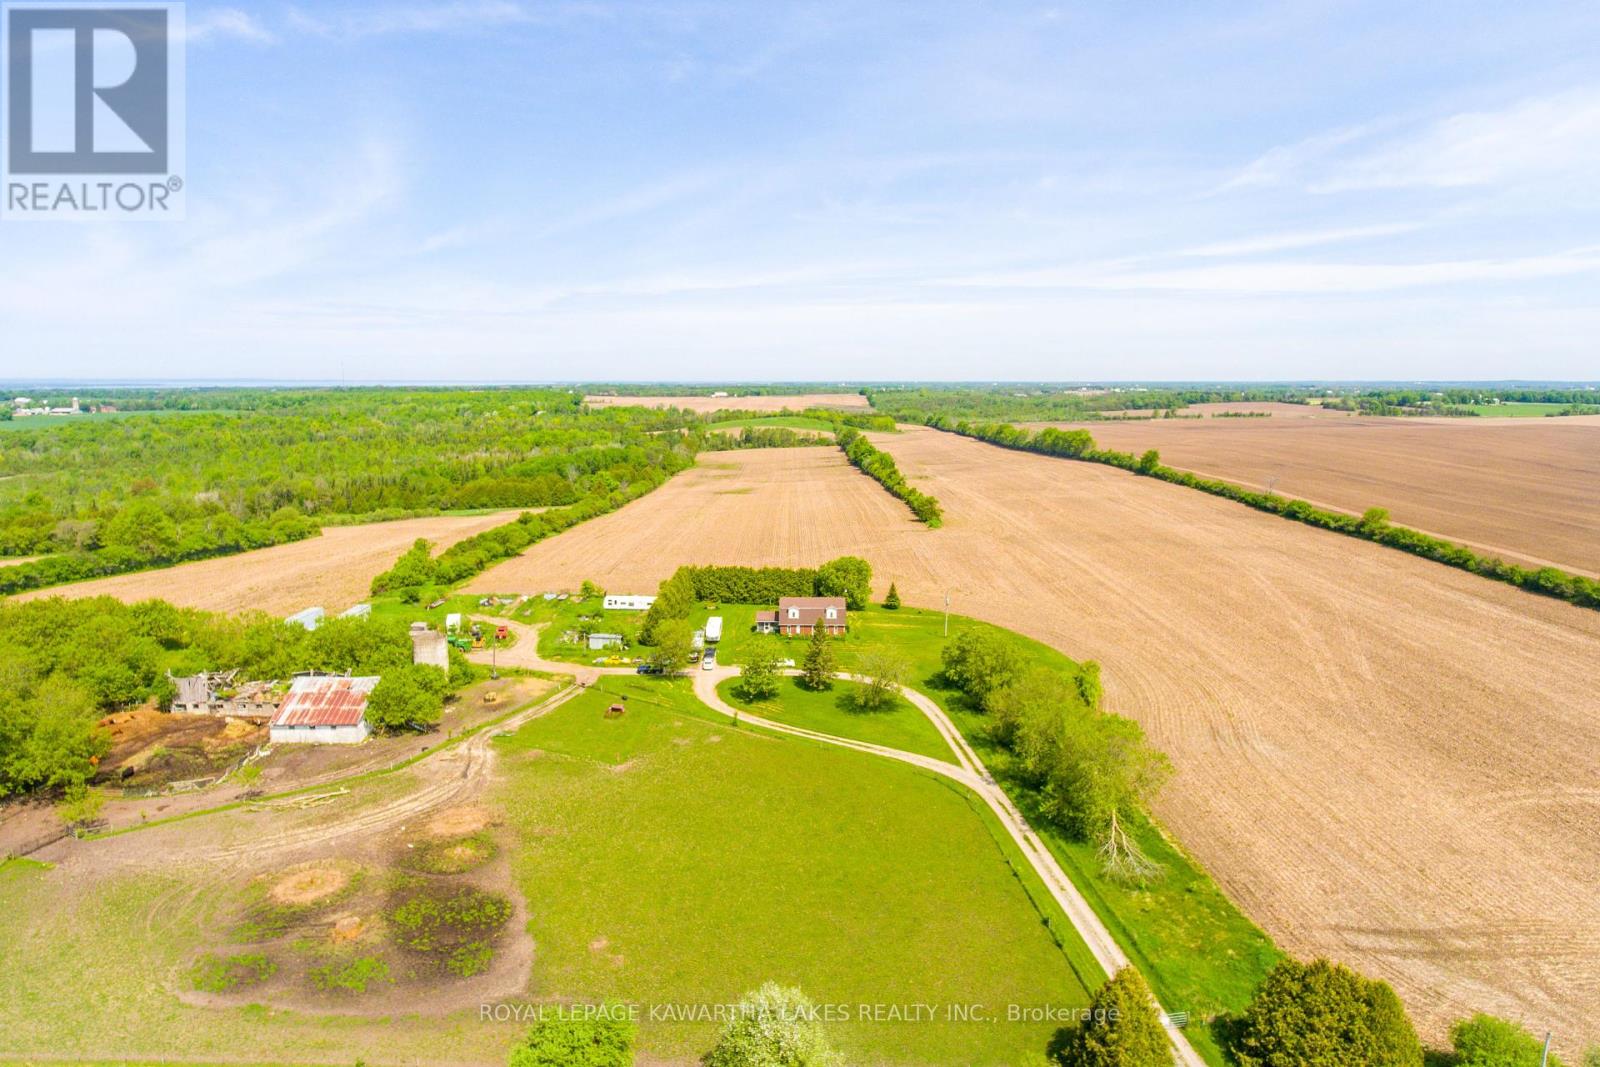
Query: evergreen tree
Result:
<box><xmin>800</xmin><ymin>623</ymin><xmax>836</xmax><ymax>691</ymax></box>
<box><xmin>884</xmin><ymin>582</ymin><xmax>901</xmax><ymax>610</ymax></box>
<box><xmin>1053</xmin><ymin>967</ymin><xmax>1172</xmax><ymax>1067</ymax></box>
<box><xmin>1228</xmin><ymin>958</ymin><xmax>1422</xmax><ymax>1067</ymax></box>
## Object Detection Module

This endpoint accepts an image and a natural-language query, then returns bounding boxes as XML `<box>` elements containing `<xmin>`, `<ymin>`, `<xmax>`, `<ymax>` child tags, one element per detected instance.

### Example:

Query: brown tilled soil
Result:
<box><xmin>96</xmin><ymin>708</ymin><xmax>265</xmax><ymax>789</ymax></box>
<box><xmin>583</xmin><ymin>392</ymin><xmax>869</xmax><ymax>413</ymax></box>
<box><xmin>13</xmin><ymin>512</ymin><xmax>521</xmax><ymax>616</ymax></box>
<box><xmin>1032</xmin><ymin>414</ymin><xmax>1600</xmax><ymax>575</ymax></box>
<box><xmin>270</xmin><ymin>865</ymin><xmax>351</xmax><ymax>906</ymax></box>
<box><xmin>465</xmin><ymin>432</ymin><xmax>1600</xmax><ymax>1048</ymax></box>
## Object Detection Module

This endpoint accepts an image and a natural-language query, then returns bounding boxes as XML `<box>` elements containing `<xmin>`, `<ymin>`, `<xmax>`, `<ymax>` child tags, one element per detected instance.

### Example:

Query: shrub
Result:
<box><xmin>188</xmin><ymin>952</ymin><xmax>276</xmax><ymax>993</ymax></box>
<box><xmin>1447</xmin><ymin>1014</ymin><xmax>1563</xmax><ymax>1067</ymax></box>
<box><xmin>1052</xmin><ymin>966</ymin><xmax>1172</xmax><ymax>1066</ymax></box>
<box><xmin>703</xmin><ymin>982</ymin><xmax>840</xmax><ymax>1067</ymax></box>
<box><xmin>310</xmin><ymin>955</ymin><xmax>391</xmax><ymax>993</ymax></box>
<box><xmin>509</xmin><ymin>1005</ymin><xmax>636</xmax><ymax>1067</ymax></box>
<box><xmin>1227</xmin><ymin>958</ymin><xmax>1422</xmax><ymax>1067</ymax></box>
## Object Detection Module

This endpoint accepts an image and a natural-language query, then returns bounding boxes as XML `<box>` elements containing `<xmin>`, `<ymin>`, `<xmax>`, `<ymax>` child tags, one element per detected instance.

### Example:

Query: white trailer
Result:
<box><xmin>705</xmin><ymin>616</ymin><xmax>724</xmax><ymax>643</ymax></box>
<box><xmin>340</xmin><ymin>603</ymin><xmax>372</xmax><ymax>619</ymax></box>
<box><xmin>445</xmin><ymin>612</ymin><xmax>463</xmax><ymax>633</ymax></box>
<box><xmin>604</xmin><ymin>594</ymin><xmax>657</xmax><ymax>612</ymax></box>
<box><xmin>285</xmin><ymin>606</ymin><xmax>324</xmax><ymax>631</ymax></box>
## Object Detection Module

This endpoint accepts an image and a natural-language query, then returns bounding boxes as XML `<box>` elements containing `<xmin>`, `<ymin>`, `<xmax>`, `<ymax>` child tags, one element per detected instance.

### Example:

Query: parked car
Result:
<box><xmin>702</xmin><ymin>650</ymin><xmax>717</xmax><ymax>671</ymax></box>
<box><xmin>636</xmin><ymin>663</ymin><xmax>662</xmax><ymax>675</ymax></box>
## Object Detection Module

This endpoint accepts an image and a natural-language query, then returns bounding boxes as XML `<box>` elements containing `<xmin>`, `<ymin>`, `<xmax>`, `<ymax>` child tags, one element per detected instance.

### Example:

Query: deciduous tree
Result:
<box><xmin>1052</xmin><ymin>966</ymin><xmax>1173</xmax><ymax>1067</ymax></box>
<box><xmin>1227</xmin><ymin>958</ymin><xmax>1422</xmax><ymax>1067</ymax></box>
<box><xmin>703</xmin><ymin>983</ymin><xmax>840</xmax><ymax>1067</ymax></box>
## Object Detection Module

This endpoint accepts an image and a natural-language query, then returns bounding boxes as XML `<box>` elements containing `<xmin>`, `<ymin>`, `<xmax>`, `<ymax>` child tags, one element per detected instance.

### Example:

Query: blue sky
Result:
<box><xmin>5</xmin><ymin>0</ymin><xmax>1600</xmax><ymax>381</ymax></box>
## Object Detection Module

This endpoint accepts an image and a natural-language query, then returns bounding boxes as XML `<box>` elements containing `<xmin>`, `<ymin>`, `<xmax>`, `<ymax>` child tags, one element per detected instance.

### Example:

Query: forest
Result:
<box><xmin>0</xmin><ymin>389</ymin><xmax>702</xmax><ymax>595</ymax></box>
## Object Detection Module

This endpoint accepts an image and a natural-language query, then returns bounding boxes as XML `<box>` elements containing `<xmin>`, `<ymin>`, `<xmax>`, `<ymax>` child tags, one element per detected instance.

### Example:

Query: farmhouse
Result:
<box><xmin>604</xmin><ymin>594</ymin><xmax>656</xmax><ymax>611</ymax></box>
<box><xmin>755</xmin><ymin>597</ymin><xmax>848</xmax><ymax>637</ymax></box>
<box><xmin>268</xmin><ymin>675</ymin><xmax>378</xmax><ymax>745</ymax></box>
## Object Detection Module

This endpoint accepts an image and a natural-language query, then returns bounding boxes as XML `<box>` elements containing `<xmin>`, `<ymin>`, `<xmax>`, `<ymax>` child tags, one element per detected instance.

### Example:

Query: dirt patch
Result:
<box><xmin>424</xmin><ymin>806</ymin><xmax>496</xmax><ymax>838</ymax></box>
<box><xmin>330</xmin><ymin>915</ymin><xmax>369</xmax><ymax>943</ymax></box>
<box><xmin>96</xmin><ymin>707</ymin><xmax>265</xmax><ymax>790</ymax></box>
<box><xmin>270</xmin><ymin>866</ymin><xmax>350</xmax><ymax>907</ymax></box>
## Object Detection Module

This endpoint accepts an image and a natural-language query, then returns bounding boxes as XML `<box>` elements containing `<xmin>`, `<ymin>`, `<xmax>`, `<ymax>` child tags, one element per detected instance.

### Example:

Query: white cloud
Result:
<box><xmin>283</xmin><ymin>1</ymin><xmax>561</xmax><ymax>39</ymax></box>
<box><xmin>939</xmin><ymin>248</ymin><xmax>1600</xmax><ymax>295</ymax></box>
<box><xmin>183</xmin><ymin>8</ymin><xmax>277</xmax><ymax>45</ymax></box>
<box><xmin>1316</xmin><ymin>88</ymin><xmax>1600</xmax><ymax>191</ymax></box>
<box><xmin>1177</xmin><ymin>223</ymin><xmax>1424</xmax><ymax>258</ymax></box>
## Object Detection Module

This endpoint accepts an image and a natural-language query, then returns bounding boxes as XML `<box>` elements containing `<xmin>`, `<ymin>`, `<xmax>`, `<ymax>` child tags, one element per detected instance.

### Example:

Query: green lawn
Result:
<box><xmin>717</xmin><ymin>674</ymin><xmax>955</xmax><ymax>763</ymax></box>
<box><xmin>1459</xmin><ymin>402</ymin><xmax>1574</xmax><ymax>417</ymax></box>
<box><xmin>494</xmin><ymin>676</ymin><xmax>1099</xmax><ymax>1065</ymax></box>
<box><xmin>833</xmin><ymin>605</ymin><xmax>1280</xmax><ymax>1063</ymax></box>
<box><xmin>703</xmin><ymin>415</ymin><xmax>839</xmax><ymax>432</ymax></box>
<box><xmin>0</xmin><ymin>410</ymin><xmax>215</xmax><ymax>432</ymax></box>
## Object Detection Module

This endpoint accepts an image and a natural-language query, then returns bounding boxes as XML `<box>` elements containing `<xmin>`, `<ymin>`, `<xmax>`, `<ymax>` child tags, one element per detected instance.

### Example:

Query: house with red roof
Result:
<box><xmin>754</xmin><ymin>597</ymin><xmax>848</xmax><ymax>637</ymax></box>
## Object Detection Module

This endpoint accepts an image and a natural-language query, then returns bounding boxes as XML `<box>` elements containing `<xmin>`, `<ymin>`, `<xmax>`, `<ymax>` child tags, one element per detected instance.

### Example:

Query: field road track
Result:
<box><xmin>693</xmin><ymin>666</ymin><xmax>1207</xmax><ymax>1067</ymax></box>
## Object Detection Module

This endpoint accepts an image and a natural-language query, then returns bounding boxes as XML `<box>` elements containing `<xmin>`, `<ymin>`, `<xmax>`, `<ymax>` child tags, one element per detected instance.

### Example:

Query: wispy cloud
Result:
<box><xmin>1177</xmin><ymin>223</ymin><xmax>1425</xmax><ymax>258</ymax></box>
<box><xmin>1316</xmin><ymin>88</ymin><xmax>1600</xmax><ymax>191</ymax></box>
<box><xmin>939</xmin><ymin>248</ymin><xmax>1600</xmax><ymax>295</ymax></box>
<box><xmin>183</xmin><ymin>8</ymin><xmax>277</xmax><ymax>45</ymax></box>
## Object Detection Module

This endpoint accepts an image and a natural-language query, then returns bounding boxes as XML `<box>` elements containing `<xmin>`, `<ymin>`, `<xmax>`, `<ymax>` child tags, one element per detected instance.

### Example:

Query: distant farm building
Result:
<box><xmin>339</xmin><ymin>603</ymin><xmax>372</xmax><ymax>620</ymax></box>
<box><xmin>604</xmin><ymin>594</ymin><xmax>656</xmax><ymax>612</ymax></box>
<box><xmin>756</xmin><ymin>597</ymin><xmax>848</xmax><ymax>637</ymax></box>
<box><xmin>169</xmin><ymin>670</ymin><xmax>279</xmax><ymax>719</ymax></box>
<box><xmin>285</xmin><ymin>606</ymin><xmax>325</xmax><ymax>631</ymax></box>
<box><xmin>268</xmin><ymin>675</ymin><xmax>378</xmax><ymax>745</ymax></box>
<box><xmin>411</xmin><ymin>625</ymin><xmax>449</xmax><ymax>668</ymax></box>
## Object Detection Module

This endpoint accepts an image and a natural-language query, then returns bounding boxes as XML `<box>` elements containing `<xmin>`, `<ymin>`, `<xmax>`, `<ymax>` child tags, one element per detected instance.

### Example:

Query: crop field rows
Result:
<box><xmin>467</xmin><ymin>429</ymin><xmax>1600</xmax><ymax>1049</ymax></box>
<box><xmin>1036</xmin><ymin>412</ymin><xmax>1600</xmax><ymax>576</ymax></box>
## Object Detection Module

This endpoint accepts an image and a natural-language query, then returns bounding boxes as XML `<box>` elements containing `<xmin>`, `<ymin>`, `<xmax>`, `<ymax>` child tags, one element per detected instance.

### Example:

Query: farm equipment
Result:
<box><xmin>447</xmin><ymin>635</ymin><xmax>472</xmax><ymax>652</ymax></box>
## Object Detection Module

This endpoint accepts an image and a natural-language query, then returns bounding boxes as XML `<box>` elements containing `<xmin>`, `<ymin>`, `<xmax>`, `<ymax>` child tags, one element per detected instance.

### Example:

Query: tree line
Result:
<box><xmin>917</xmin><ymin>416</ymin><xmax>1600</xmax><ymax>612</ymax></box>
<box><xmin>835</xmin><ymin>427</ymin><xmax>944</xmax><ymax>527</ymax></box>
<box><xmin>0</xmin><ymin>388</ymin><xmax>706</xmax><ymax>596</ymax></box>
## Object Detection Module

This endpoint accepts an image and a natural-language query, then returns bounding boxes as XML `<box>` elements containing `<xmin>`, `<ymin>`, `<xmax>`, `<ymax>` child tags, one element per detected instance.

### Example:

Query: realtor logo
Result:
<box><xmin>2</xmin><ymin>1</ymin><xmax>185</xmax><ymax>219</ymax></box>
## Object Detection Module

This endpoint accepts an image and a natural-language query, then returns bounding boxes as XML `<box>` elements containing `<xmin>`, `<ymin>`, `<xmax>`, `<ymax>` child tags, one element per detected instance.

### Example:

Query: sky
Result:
<box><xmin>4</xmin><ymin>0</ymin><xmax>1600</xmax><ymax>382</ymax></box>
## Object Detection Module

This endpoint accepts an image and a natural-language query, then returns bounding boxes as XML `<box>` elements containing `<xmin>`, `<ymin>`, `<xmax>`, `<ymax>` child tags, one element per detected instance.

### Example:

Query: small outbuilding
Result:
<box><xmin>285</xmin><ymin>606</ymin><xmax>325</xmax><ymax>631</ymax></box>
<box><xmin>588</xmin><ymin>632</ymin><xmax>625</xmax><ymax>651</ymax></box>
<box><xmin>268</xmin><ymin>675</ymin><xmax>379</xmax><ymax>745</ymax></box>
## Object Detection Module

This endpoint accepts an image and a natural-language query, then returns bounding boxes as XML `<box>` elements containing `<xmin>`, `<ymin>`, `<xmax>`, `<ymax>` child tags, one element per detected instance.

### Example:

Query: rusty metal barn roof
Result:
<box><xmin>269</xmin><ymin>675</ymin><xmax>379</xmax><ymax>729</ymax></box>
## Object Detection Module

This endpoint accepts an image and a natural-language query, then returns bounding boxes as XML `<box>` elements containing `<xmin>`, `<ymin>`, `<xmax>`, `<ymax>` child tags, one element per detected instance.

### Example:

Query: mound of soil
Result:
<box><xmin>270</xmin><ymin>866</ymin><xmax>350</xmax><ymax>906</ymax></box>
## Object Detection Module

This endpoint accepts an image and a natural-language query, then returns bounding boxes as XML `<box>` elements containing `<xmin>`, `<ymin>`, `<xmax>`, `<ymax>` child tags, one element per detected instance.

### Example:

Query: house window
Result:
<box><xmin>788</xmin><ymin>608</ymin><xmax>799</xmax><ymax>619</ymax></box>
<box><xmin>825</xmin><ymin>608</ymin><xmax>836</xmax><ymax>619</ymax></box>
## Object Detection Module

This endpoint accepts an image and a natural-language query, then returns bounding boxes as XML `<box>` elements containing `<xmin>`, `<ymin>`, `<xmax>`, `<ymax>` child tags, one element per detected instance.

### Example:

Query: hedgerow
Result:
<box><xmin>917</xmin><ymin>416</ymin><xmax>1600</xmax><ymax>612</ymax></box>
<box><xmin>835</xmin><ymin>426</ymin><xmax>943</xmax><ymax>527</ymax></box>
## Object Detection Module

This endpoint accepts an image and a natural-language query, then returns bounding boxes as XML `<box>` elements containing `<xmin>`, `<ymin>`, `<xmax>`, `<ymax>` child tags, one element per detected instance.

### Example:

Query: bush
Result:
<box><xmin>1052</xmin><ymin>966</ymin><xmax>1172</xmax><ymax>1066</ymax></box>
<box><xmin>703</xmin><ymin>983</ymin><xmax>840</xmax><ymax>1067</ymax></box>
<box><xmin>1227</xmin><ymin>958</ymin><xmax>1422</xmax><ymax>1067</ymax></box>
<box><xmin>1447</xmin><ymin>1014</ymin><xmax>1562</xmax><ymax>1067</ymax></box>
<box><xmin>509</xmin><ymin>1005</ymin><xmax>636</xmax><ymax>1067</ymax></box>
<box><xmin>883</xmin><ymin>582</ymin><xmax>901</xmax><ymax>609</ymax></box>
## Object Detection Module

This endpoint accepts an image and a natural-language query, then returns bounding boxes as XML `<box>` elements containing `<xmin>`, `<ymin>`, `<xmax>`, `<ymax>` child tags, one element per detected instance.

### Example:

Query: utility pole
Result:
<box><xmin>943</xmin><ymin>591</ymin><xmax>951</xmax><ymax>637</ymax></box>
<box><xmin>1541</xmin><ymin>1032</ymin><xmax>1551</xmax><ymax>1067</ymax></box>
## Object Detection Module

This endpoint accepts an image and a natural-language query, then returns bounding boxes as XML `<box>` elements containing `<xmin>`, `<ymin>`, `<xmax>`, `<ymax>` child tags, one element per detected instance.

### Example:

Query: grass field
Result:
<box><xmin>0</xmin><ymin>410</ymin><xmax>214</xmax><ymax>432</ymax></box>
<box><xmin>492</xmin><ymin>676</ymin><xmax>1098</xmax><ymax>1065</ymax></box>
<box><xmin>717</xmin><ymin>675</ymin><xmax>955</xmax><ymax>763</ymax></box>
<box><xmin>703</xmin><ymin>414</ymin><xmax>839</xmax><ymax>432</ymax></box>
<box><xmin>1459</xmin><ymin>402</ymin><xmax>1574</xmax><ymax>416</ymax></box>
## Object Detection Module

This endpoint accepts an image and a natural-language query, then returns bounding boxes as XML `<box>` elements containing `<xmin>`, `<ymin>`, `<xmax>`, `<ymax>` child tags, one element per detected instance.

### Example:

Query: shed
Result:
<box><xmin>588</xmin><ymin>632</ymin><xmax>625</xmax><ymax>651</ymax></box>
<box><xmin>340</xmin><ymin>603</ymin><xmax>372</xmax><ymax>619</ymax></box>
<box><xmin>268</xmin><ymin>675</ymin><xmax>378</xmax><ymax>745</ymax></box>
